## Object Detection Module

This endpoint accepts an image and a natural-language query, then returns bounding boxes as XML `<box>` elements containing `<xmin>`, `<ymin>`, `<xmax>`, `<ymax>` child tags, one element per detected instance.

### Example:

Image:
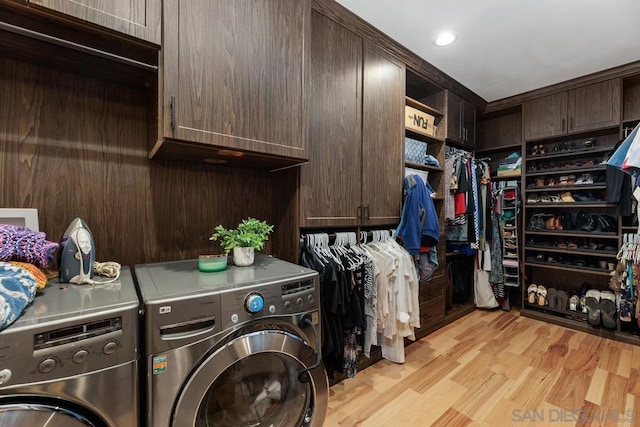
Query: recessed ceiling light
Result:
<box><xmin>434</xmin><ymin>32</ymin><xmax>456</xmax><ymax>47</ymax></box>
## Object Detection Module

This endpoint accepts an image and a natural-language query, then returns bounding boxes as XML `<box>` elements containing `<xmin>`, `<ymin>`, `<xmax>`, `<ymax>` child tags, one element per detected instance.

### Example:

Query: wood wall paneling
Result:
<box><xmin>0</xmin><ymin>56</ymin><xmax>295</xmax><ymax>267</ymax></box>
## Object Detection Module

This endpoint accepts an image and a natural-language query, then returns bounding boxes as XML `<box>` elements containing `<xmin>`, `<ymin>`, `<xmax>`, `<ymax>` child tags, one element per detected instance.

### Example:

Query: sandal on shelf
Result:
<box><xmin>537</xmin><ymin>285</ymin><xmax>548</xmax><ymax>306</ymax></box>
<box><xmin>556</xmin><ymin>290</ymin><xmax>568</xmax><ymax>312</ymax></box>
<box><xmin>538</xmin><ymin>144</ymin><xmax>546</xmax><ymax>155</ymax></box>
<box><xmin>585</xmin><ymin>289</ymin><xmax>601</xmax><ymax>326</ymax></box>
<box><xmin>540</xmin><ymin>193</ymin><xmax>552</xmax><ymax>203</ymax></box>
<box><xmin>600</xmin><ymin>291</ymin><xmax>616</xmax><ymax>329</ymax></box>
<box><xmin>535</xmin><ymin>178</ymin><xmax>545</xmax><ymax>187</ymax></box>
<box><xmin>559</xmin><ymin>175</ymin><xmax>569</xmax><ymax>185</ymax></box>
<box><xmin>560</xmin><ymin>192</ymin><xmax>575</xmax><ymax>202</ymax></box>
<box><xmin>547</xmin><ymin>288</ymin><xmax>558</xmax><ymax>309</ymax></box>
<box><xmin>567</xmin><ymin>175</ymin><xmax>577</xmax><ymax>185</ymax></box>
<box><xmin>549</xmin><ymin>194</ymin><xmax>562</xmax><ymax>203</ymax></box>
<box><xmin>527</xmin><ymin>284</ymin><xmax>539</xmax><ymax>304</ymax></box>
<box><xmin>531</xmin><ymin>145</ymin><xmax>539</xmax><ymax>156</ymax></box>
<box><xmin>527</xmin><ymin>194</ymin><xmax>540</xmax><ymax>204</ymax></box>
<box><xmin>547</xmin><ymin>177</ymin><xmax>558</xmax><ymax>186</ymax></box>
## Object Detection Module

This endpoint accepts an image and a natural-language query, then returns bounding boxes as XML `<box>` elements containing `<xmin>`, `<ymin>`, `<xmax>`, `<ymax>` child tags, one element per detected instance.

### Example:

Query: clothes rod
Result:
<box><xmin>0</xmin><ymin>21</ymin><xmax>158</xmax><ymax>72</ymax></box>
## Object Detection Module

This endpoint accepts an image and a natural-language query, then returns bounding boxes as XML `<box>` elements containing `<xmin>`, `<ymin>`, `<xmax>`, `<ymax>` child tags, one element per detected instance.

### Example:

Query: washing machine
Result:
<box><xmin>134</xmin><ymin>255</ymin><xmax>328</xmax><ymax>427</ymax></box>
<box><xmin>0</xmin><ymin>267</ymin><xmax>140</xmax><ymax>426</ymax></box>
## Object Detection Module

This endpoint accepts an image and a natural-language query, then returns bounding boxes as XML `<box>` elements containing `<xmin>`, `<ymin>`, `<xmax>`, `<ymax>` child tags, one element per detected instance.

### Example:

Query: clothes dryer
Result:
<box><xmin>134</xmin><ymin>255</ymin><xmax>328</xmax><ymax>427</ymax></box>
<box><xmin>0</xmin><ymin>267</ymin><xmax>140</xmax><ymax>427</ymax></box>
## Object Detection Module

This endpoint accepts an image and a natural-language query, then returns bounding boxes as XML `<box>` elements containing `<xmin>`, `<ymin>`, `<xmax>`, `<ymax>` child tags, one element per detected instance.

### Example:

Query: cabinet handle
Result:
<box><xmin>561</xmin><ymin>118</ymin><xmax>565</xmax><ymax>132</ymax></box>
<box><xmin>357</xmin><ymin>205</ymin><xmax>363</xmax><ymax>222</ymax></box>
<box><xmin>364</xmin><ymin>204</ymin><xmax>370</xmax><ymax>220</ymax></box>
<box><xmin>170</xmin><ymin>95</ymin><xmax>176</xmax><ymax>132</ymax></box>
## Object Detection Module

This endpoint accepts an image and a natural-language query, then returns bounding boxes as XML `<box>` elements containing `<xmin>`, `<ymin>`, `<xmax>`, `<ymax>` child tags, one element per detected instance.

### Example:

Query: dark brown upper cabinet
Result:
<box><xmin>29</xmin><ymin>0</ymin><xmax>161</xmax><ymax>44</ymax></box>
<box><xmin>154</xmin><ymin>0</ymin><xmax>310</xmax><ymax>168</ymax></box>
<box><xmin>445</xmin><ymin>91</ymin><xmax>476</xmax><ymax>147</ymax></box>
<box><xmin>475</xmin><ymin>110</ymin><xmax>522</xmax><ymax>152</ymax></box>
<box><xmin>300</xmin><ymin>12</ymin><xmax>404</xmax><ymax>228</ymax></box>
<box><xmin>524</xmin><ymin>78</ymin><xmax>621</xmax><ymax>141</ymax></box>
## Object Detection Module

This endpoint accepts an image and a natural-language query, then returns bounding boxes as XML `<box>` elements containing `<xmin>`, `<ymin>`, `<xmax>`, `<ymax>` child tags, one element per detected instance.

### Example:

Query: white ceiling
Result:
<box><xmin>335</xmin><ymin>0</ymin><xmax>640</xmax><ymax>103</ymax></box>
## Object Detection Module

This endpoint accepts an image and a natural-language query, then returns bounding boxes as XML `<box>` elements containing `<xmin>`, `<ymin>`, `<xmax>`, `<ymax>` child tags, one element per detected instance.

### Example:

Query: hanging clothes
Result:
<box><xmin>299</xmin><ymin>232</ymin><xmax>421</xmax><ymax>377</ymax></box>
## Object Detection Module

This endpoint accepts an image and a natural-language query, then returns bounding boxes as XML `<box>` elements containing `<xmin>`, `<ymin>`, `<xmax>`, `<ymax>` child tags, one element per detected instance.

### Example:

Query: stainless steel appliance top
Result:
<box><xmin>134</xmin><ymin>255</ymin><xmax>317</xmax><ymax>302</ymax></box>
<box><xmin>5</xmin><ymin>267</ymin><xmax>138</xmax><ymax>330</ymax></box>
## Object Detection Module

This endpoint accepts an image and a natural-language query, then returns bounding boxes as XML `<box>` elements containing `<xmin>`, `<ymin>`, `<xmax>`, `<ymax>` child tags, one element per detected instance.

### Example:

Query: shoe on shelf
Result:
<box><xmin>585</xmin><ymin>290</ymin><xmax>601</xmax><ymax>326</ymax></box>
<box><xmin>547</xmin><ymin>288</ymin><xmax>558</xmax><ymax>309</ymax></box>
<box><xmin>583</xmin><ymin>137</ymin><xmax>597</xmax><ymax>148</ymax></box>
<box><xmin>527</xmin><ymin>284</ymin><xmax>539</xmax><ymax>304</ymax></box>
<box><xmin>600</xmin><ymin>291</ymin><xmax>616</xmax><ymax>329</ymax></box>
<box><xmin>531</xmin><ymin>145</ymin><xmax>539</xmax><ymax>156</ymax></box>
<box><xmin>538</xmin><ymin>144</ymin><xmax>546</xmax><ymax>155</ymax></box>
<box><xmin>556</xmin><ymin>290</ymin><xmax>568</xmax><ymax>312</ymax></box>
<box><xmin>537</xmin><ymin>285</ymin><xmax>548</xmax><ymax>306</ymax></box>
<box><xmin>560</xmin><ymin>192</ymin><xmax>575</xmax><ymax>202</ymax></box>
<box><xmin>568</xmin><ymin>295</ymin><xmax>579</xmax><ymax>311</ymax></box>
<box><xmin>576</xmin><ymin>174</ymin><xmax>594</xmax><ymax>185</ymax></box>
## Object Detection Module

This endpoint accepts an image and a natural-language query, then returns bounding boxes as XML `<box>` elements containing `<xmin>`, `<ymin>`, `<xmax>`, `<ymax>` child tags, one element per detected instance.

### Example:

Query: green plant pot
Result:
<box><xmin>198</xmin><ymin>254</ymin><xmax>228</xmax><ymax>272</ymax></box>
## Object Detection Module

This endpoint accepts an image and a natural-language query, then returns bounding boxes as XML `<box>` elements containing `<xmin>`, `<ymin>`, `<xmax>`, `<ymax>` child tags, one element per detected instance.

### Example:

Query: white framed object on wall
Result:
<box><xmin>0</xmin><ymin>208</ymin><xmax>39</xmax><ymax>231</ymax></box>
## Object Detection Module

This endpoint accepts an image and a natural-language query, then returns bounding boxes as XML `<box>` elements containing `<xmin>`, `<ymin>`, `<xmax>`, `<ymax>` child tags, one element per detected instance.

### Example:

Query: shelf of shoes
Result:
<box><xmin>501</xmin><ymin>185</ymin><xmax>520</xmax><ymax>288</ymax></box>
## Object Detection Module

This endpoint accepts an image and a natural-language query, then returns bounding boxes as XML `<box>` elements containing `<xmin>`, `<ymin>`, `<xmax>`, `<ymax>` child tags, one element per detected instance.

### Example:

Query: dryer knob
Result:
<box><xmin>38</xmin><ymin>358</ymin><xmax>57</xmax><ymax>374</ymax></box>
<box><xmin>296</xmin><ymin>297</ymin><xmax>304</xmax><ymax>307</ymax></box>
<box><xmin>0</xmin><ymin>368</ymin><xmax>12</xmax><ymax>384</ymax></box>
<box><xmin>284</xmin><ymin>301</ymin><xmax>292</xmax><ymax>310</ymax></box>
<box><xmin>245</xmin><ymin>294</ymin><xmax>264</xmax><ymax>314</ymax></box>
<box><xmin>103</xmin><ymin>342</ymin><xmax>118</xmax><ymax>355</ymax></box>
<box><xmin>72</xmin><ymin>350</ymin><xmax>88</xmax><ymax>364</ymax></box>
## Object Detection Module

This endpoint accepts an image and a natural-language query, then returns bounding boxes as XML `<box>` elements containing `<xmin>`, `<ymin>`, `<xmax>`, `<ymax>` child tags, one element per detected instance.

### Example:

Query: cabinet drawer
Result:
<box><xmin>418</xmin><ymin>296</ymin><xmax>445</xmax><ymax>329</ymax></box>
<box><xmin>419</xmin><ymin>279</ymin><xmax>444</xmax><ymax>302</ymax></box>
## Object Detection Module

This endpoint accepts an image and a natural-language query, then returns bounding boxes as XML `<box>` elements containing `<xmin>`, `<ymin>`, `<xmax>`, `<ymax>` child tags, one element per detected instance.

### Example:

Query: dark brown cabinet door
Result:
<box><xmin>462</xmin><ymin>99</ymin><xmax>476</xmax><ymax>146</ymax></box>
<box><xmin>299</xmin><ymin>12</ymin><xmax>363</xmax><ymax>227</ymax></box>
<box><xmin>446</xmin><ymin>91</ymin><xmax>463</xmax><ymax>143</ymax></box>
<box><xmin>361</xmin><ymin>41</ymin><xmax>404</xmax><ymax>226</ymax></box>
<box><xmin>568</xmin><ymin>79</ymin><xmax>621</xmax><ymax>133</ymax></box>
<box><xmin>523</xmin><ymin>92</ymin><xmax>568</xmax><ymax>140</ymax></box>
<box><xmin>163</xmin><ymin>0</ymin><xmax>309</xmax><ymax>160</ymax></box>
<box><xmin>31</xmin><ymin>0</ymin><xmax>161</xmax><ymax>44</ymax></box>
<box><xmin>446</xmin><ymin>91</ymin><xmax>475</xmax><ymax>146</ymax></box>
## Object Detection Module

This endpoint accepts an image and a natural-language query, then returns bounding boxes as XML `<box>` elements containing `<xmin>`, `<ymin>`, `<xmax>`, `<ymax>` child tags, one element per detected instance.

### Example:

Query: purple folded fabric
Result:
<box><xmin>0</xmin><ymin>224</ymin><xmax>59</xmax><ymax>268</ymax></box>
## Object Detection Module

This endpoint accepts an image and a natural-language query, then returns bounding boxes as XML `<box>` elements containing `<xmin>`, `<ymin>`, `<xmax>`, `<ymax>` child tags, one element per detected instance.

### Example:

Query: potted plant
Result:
<box><xmin>209</xmin><ymin>217</ymin><xmax>274</xmax><ymax>266</ymax></box>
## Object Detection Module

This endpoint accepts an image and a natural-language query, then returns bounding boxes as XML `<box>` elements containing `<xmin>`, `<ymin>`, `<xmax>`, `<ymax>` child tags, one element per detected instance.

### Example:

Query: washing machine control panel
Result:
<box><xmin>219</xmin><ymin>277</ymin><xmax>319</xmax><ymax>329</ymax></box>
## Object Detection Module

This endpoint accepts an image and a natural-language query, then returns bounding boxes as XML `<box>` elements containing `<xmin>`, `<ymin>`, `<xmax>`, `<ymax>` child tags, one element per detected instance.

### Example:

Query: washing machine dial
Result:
<box><xmin>38</xmin><ymin>358</ymin><xmax>57</xmax><ymax>374</ymax></box>
<box><xmin>245</xmin><ymin>293</ymin><xmax>264</xmax><ymax>314</ymax></box>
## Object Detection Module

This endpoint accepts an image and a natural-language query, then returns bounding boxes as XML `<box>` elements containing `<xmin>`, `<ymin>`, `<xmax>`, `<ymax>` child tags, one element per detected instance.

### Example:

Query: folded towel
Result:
<box><xmin>0</xmin><ymin>261</ymin><xmax>38</xmax><ymax>331</ymax></box>
<box><xmin>0</xmin><ymin>224</ymin><xmax>58</xmax><ymax>268</ymax></box>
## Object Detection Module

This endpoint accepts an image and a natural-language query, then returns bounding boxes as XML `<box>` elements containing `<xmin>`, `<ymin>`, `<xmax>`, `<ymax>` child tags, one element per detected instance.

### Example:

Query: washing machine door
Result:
<box><xmin>0</xmin><ymin>402</ymin><xmax>104</xmax><ymax>427</ymax></box>
<box><xmin>172</xmin><ymin>329</ymin><xmax>328</xmax><ymax>427</ymax></box>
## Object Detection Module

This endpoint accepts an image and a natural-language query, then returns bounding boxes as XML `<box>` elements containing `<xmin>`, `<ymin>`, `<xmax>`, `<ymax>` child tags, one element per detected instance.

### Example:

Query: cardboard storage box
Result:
<box><xmin>405</xmin><ymin>105</ymin><xmax>435</xmax><ymax>137</ymax></box>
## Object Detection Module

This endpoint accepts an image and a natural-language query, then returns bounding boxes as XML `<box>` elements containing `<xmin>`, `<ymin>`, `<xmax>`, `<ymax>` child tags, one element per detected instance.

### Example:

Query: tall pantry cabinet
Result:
<box><xmin>300</xmin><ymin>11</ymin><xmax>404</xmax><ymax>228</ymax></box>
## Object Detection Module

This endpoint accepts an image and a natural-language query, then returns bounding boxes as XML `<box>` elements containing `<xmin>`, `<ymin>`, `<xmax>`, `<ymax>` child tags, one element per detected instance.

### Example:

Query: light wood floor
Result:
<box><xmin>325</xmin><ymin>309</ymin><xmax>640</xmax><ymax>426</ymax></box>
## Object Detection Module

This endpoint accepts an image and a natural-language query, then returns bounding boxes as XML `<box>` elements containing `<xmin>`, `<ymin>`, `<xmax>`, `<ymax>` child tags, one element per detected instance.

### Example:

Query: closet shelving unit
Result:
<box><xmin>518</xmin><ymin>126</ymin><xmax>640</xmax><ymax>343</ymax></box>
<box><xmin>501</xmin><ymin>185</ymin><xmax>520</xmax><ymax>288</ymax></box>
<box><xmin>404</xmin><ymin>70</ymin><xmax>475</xmax><ymax>337</ymax></box>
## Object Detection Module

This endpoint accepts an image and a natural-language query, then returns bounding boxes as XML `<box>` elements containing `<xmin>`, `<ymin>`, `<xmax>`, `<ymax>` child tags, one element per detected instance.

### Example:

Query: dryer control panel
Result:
<box><xmin>219</xmin><ymin>276</ymin><xmax>319</xmax><ymax>330</ymax></box>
